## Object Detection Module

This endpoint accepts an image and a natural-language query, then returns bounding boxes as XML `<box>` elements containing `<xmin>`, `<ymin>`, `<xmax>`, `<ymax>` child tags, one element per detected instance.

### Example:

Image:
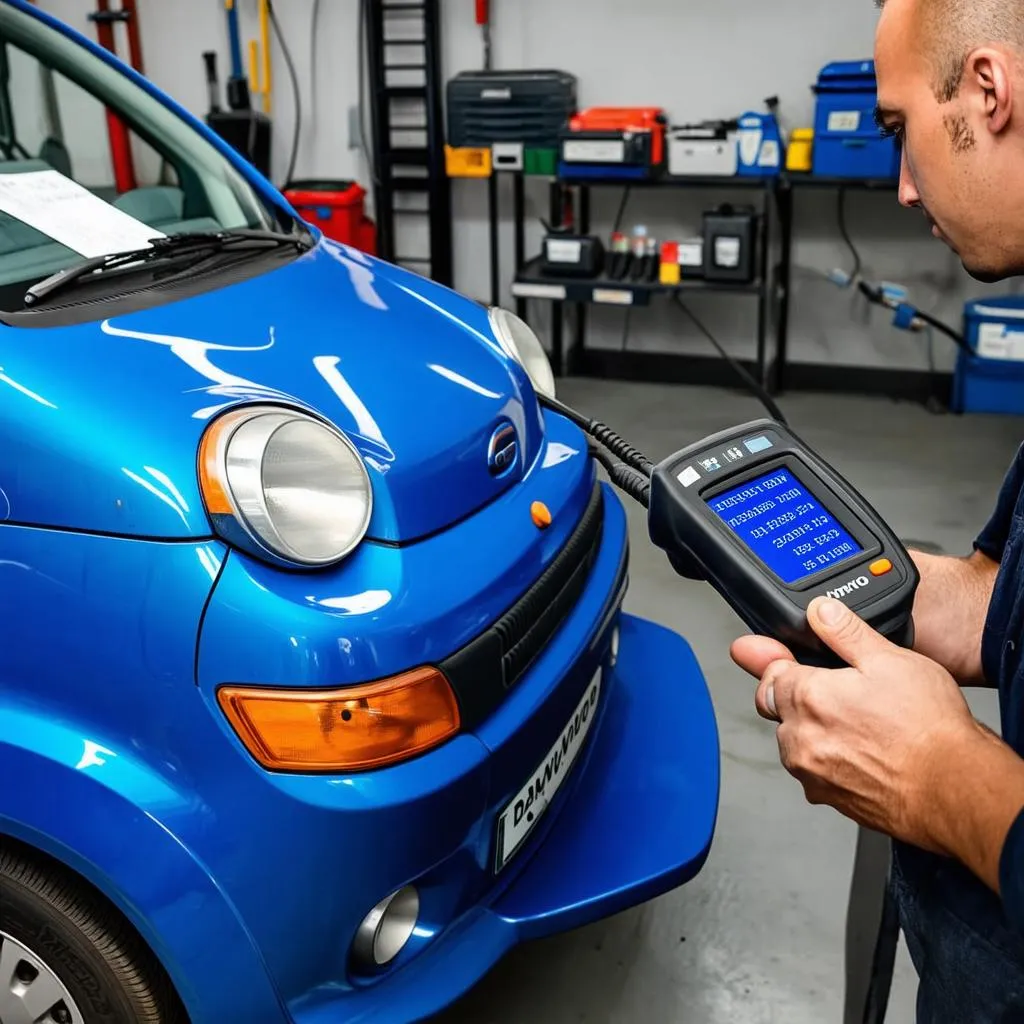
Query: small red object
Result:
<box><xmin>476</xmin><ymin>0</ymin><xmax>489</xmax><ymax>25</ymax></box>
<box><xmin>283</xmin><ymin>180</ymin><xmax>377</xmax><ymax>255</ymax></box>
<box><xmin>661</xmin><ymin>241</ymin><xmax>679</xmax><ymax>264</ymax></box>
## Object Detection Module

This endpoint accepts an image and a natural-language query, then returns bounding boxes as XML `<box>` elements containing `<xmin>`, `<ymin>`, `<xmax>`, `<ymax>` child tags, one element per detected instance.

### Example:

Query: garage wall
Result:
<box><xmin>31</xmin><ymin>0</ymin><xmax>1022</xmax><ymax>375</ymax></box>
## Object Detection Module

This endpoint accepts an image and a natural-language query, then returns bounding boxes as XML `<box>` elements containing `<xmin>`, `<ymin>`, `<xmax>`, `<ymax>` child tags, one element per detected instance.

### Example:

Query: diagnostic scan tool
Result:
<box><xmin>647</xmin><ymin>419</ymin><xmax>920</xmax><ymax>665</ymax></box>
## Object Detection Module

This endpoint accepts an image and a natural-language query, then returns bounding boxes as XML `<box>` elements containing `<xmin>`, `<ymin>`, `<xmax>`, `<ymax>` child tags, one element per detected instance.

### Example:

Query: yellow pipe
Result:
<box><xmin>248</xmin><ymin>38</ymin><xmax>261</xmax><ymax>103</ymax></box>
<box><xmin>258</xmin><ymin>0</ymin><xmax>272</xmax><ymax>115</ymax></box>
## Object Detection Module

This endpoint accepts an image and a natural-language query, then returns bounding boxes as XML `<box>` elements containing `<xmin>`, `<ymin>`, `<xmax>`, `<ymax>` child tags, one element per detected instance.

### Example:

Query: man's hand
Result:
<box><xmin>732</xmin><ymin>596</ymin><xmax>1024</xmax><ymax>892</ymax></box>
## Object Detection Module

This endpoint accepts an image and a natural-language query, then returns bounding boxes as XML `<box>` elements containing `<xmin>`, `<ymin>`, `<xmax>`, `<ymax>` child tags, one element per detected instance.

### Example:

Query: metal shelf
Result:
<box><xmin>512</xmin><ymin>257</ymin><xmax>761</xmax><ymax>308</ymax></box>
<box><xmin>556</xmin><ymin>172</ymin><xmax>777</xmax><ymax>190</ymax></box>
<box><xmin>785</xmin><ymin>174</ymin><xmax>898</xmax><ymax>191</ymax></box>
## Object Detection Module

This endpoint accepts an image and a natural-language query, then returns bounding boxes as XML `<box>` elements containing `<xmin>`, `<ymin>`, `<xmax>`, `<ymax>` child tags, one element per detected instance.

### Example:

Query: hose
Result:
<box><xmin>267</xmin><ymin>0</ymin><xmax>301</xmax><ymax>185</ymax></box>
<box><xmin>672</xmin><ymin>294</ymin><xmax>790</xmax><ymax>425</ymax></box>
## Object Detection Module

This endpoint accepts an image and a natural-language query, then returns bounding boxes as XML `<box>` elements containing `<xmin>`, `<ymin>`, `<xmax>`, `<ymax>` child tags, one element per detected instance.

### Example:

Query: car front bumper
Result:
<box><xmin>290</xmin><ymin>610</ymin><xmax>720</xmax><ymax>1024</ymax></box>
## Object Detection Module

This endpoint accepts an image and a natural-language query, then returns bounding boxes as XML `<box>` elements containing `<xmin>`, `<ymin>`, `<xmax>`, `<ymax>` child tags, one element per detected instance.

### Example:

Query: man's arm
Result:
<box><xmin>930</xmin><ymin>720</ymin><xmax>1024</xmax><ymax>897</ymax></box>
<box><xmin>732</xmin><ymin>597</ymin><xmax>1024</xmax><ymax>918</ymax></box>
<box><xmin>909</xmin><ymin>548</ymin><xmax>1000</xmax><ymax>686</ymax></box>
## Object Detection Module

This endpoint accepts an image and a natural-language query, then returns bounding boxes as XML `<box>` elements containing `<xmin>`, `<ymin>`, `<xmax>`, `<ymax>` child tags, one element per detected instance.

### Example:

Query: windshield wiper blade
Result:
<box><xmin>23</xmin><ymin>229</ymin><xmax>310</xmax><ymax>308</ymax></box>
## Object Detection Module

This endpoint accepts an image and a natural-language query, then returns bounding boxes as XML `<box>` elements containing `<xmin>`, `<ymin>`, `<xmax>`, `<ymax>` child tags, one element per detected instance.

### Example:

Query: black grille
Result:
<box><xmin>440</xmin><ymin>484</ymin><xmax>604</xmax><ymax>728</ymax></box>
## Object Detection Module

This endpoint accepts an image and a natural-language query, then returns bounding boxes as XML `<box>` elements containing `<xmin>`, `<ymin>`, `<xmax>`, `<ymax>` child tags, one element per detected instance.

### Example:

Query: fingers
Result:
<box><xmin>806</xmin><ymin>596</ymin><xmax>893</xmax><ymax>670</ymax></box>
<box><xmin>754</xmin><ymin>671</ymin><xmax>780</xmax><ymax>721</ymax></box>
<box><xmin>731</xmin><ymin>635</ymin><xmax>796</xmax><ymax>678</ymax></box>
<box><xmin>754</xmin><ymin>658</ymin><xmax>809</xmax><ymax>722</ymax></box>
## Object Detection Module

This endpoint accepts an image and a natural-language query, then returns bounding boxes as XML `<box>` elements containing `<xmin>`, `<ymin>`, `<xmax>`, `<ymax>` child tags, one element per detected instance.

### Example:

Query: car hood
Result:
<box><xmin>0</xmin><ymin>240</ymin><xmax>546</xmax><ymax>542</ymax></box>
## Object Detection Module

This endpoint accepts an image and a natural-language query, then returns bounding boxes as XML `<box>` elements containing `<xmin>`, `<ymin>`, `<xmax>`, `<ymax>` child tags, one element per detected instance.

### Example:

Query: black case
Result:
<box><xmin>541</xmin><ymin>233</ymin><xmax>605</xmax><ymax>278</ymax></box>
<box><xmin>703</xmin><ymin>204</ymin><xmax>757</xmax><ymax>283</ymax></box>
<box><xmin>446</xmin><ymin>70</ymin><xmax>577</xmax><ymax>149</ymax></box>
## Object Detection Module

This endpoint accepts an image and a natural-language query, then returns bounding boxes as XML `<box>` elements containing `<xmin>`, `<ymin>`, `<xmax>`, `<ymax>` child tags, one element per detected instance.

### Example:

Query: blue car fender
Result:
<box><xmin>0</xmin><ymin>528</ymin><xmax>288</xmax><ymax>1024</ymax></box>
<box><xmin>0</xmin><ymin>711</ymin><xmax>288</xmax><ymax>1024</ymax></box>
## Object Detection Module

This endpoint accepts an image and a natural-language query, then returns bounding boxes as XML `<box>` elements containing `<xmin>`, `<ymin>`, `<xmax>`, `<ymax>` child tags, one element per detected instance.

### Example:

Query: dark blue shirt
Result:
<box><xmin>978</xmin><ymin>442</ymin><xmax>1024</xmax><ymax>931</ymax></box>
<box><xmin>888</xmin><ymin>443</ymin><xmax>1024</xmax><ymax>1022</ymax></box>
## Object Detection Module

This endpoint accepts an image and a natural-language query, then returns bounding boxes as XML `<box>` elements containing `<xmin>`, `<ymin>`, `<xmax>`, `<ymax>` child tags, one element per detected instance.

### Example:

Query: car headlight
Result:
<box><xmin>198</xmin><ymin>404</ymin><xmax>372</xmax><ymax>568</ymax></box>
<box><xmin>488</xmin><ymin>306</ymin><xmax>556</xmax><ymax>399</ymax></box>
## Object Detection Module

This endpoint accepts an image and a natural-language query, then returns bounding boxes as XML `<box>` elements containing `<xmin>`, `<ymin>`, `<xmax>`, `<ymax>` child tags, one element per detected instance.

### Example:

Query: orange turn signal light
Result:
<box><xmin>197</xmin><ymin>411</ymin><xmax>236</xmax><ymax>515</ymax></box>
<box><xmin>531</xmin><ymin>501</ymin><xmax>552</xmax><ymax>529</ymax></box>
<box><xmin>217</xmin><ymin>667</ymin><xmax>461</xmax><ymax>773</ymax></box>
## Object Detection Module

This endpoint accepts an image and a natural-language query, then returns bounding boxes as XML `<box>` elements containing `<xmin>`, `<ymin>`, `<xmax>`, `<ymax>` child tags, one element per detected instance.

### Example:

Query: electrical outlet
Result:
<box><xmin>348</xmin><ymin>105</ymin><xmax>361</xmax><ymax>151</ymax></box>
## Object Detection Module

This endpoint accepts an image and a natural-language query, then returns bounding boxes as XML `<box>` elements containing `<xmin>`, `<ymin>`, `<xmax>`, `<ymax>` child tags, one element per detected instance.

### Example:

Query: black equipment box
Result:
<box><xmin>703</xmin><ymin>204</ymin><xmax>757</xmax><ymax>283</ymax></box>
<box><xmin>446</xmin><ymin>69</ymin><xmax>577</xmax><ymax>149</ymax></box>
<box><xmin>208</xmin><ymin>110</ymin><xmax>272</xmax><ymax>178</ymax></box>
<box><xmin>541</xmin><ymin>233</ymin><xmax>605</xmax><ymax>278</ymax></box>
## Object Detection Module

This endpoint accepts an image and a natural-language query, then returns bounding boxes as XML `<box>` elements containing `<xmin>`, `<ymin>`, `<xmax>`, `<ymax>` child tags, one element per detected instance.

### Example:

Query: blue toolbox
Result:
<box><xmin>812</xmin><ymin>60</ymin><xmax>900</xmax><ymax>179</ymax></box>
<box><xmin>952</xmin><ymin>295</ymin><xmax>1024</xmax><ymax>415</ymax></box>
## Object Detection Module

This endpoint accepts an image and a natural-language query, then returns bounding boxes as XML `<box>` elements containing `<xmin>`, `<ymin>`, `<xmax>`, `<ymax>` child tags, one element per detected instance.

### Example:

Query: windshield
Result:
<box><xmin>0</xmin><ymin>2</ymin><xmax>300</xmax><ymax>311</ymax></box>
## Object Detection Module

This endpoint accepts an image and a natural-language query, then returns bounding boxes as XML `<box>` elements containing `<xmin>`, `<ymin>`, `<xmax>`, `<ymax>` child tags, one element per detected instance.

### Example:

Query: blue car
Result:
<box><xmin>0</xmin><ymin>3</ymin><xmax>720</xmax><ymax>1022</ymax></box>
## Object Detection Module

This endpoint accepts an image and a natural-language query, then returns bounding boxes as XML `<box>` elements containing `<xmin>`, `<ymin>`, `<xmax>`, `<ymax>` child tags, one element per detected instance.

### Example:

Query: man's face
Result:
<box><xmin>875</xmin><ymin>0</ymin><xmax>1017</xmax><ymax>281</ymax></box>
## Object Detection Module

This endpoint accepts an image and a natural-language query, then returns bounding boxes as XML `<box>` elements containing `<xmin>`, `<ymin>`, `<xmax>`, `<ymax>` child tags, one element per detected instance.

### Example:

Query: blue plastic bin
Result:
<box><xmin>952</xmin><ymin>296</ymin><xmax>1024</xmax><ymax>415</ymax></box>
<box><xmin>812</xmin><ymin>60</ymin><xmax>900</xmax><ymax>180</ymax></box>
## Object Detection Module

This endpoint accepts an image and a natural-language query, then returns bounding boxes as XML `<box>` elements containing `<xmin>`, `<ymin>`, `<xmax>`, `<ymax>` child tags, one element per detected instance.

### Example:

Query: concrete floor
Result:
<box><xmin>434</xmin><ymin>380</ymin><xmax>1024</xmax><ymax>1024</ymax></box>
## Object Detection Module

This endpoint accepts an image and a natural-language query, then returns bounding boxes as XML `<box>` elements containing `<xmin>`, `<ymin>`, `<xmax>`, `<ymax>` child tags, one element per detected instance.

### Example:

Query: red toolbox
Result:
<box><xmin>560</xmin><ymin>107</ymin><xmax>668</xmax><ymax>179</ymax></box>
<box><xmin>283</xmin><ymin>179</ymin><xmax>377</xmax><ymax>254</ymax></box>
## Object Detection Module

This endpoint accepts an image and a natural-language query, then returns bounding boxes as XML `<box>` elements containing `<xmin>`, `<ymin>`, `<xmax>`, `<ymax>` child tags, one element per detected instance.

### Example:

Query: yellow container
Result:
<box><xmin>786</xmin><ymin>128</ymin><xmax>814</xmax><ymax>173</ymax></box>
<box><xmin>660</xmin><ymin>262</ymin><xmax>681</xmax><ymax>285</ymax></box>
<box><xmin>445</xmin><ymin>146</ymin><xmax>492</xmax><ymax>178</ymax></box>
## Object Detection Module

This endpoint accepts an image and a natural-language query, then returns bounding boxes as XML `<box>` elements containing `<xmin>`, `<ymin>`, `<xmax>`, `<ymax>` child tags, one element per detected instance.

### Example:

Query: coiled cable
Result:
<box><xmin>540</xmin><ymin>394</ymin><xmax>655</xmax><ymax>477</ymax></box>
<box><xmin>588</xmin><ymin>443</ymin><xmax>651</xmax><ymax>509</ymax></box>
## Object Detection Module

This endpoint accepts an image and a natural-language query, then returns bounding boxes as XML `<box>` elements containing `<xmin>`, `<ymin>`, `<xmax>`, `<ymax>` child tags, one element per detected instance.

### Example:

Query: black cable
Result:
<box><xmin>588</xmin><ymin>443</ymin><xmax>651</xmax><ymax>509</ymax></box>
<box><xmin>613</xmin><ymin>187</ymin><xmax>632</xmax><ymax>235</ymax></box>
<box><xmin>915</xmin><ymin>307</ymin><xmax>972</xmax><ymax>354</ymax></box>
<box><xmin>357</xmin><ymin>0</ymin><xmax>379</xmax><ymax>188</ymax></box>
<box><xmin>267</xmin><ymin>0</ymin><xmax>301</xmax><ymax>186</ymax></box>
<box><xmin>856</xmin><ymin>280</ymin><xmax>972</xmax><ymax>354</ymax></box>
<box><xmin>311</xmin><ymin>0</ymin><xmax>322</xmax><ymax>126</ymax></box>
<box><xmin>672</xmin><ymin>294</ymin><xmax>789</xmax><ymax>425</ymax></box>
<box><xmin>923</xmin><ymin>326</ymin><xmax>947</xmax><ymax>416</ymax></box>
<box><xmin>837</xmin><ymin>186</ymin><xmax>862</xmax><ymax>282</ymax></box>
<box><xmin>539</xmin><ymin>394</ymin><xmax>655</xmax><ymax>476</ymax></box>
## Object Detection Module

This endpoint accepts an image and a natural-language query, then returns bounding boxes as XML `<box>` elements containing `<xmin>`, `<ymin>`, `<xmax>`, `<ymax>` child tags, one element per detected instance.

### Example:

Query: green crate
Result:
<box><xmin>524</xmin><ymin>147</ymin><xmax>558</xmax><ymax>177</ymax></box>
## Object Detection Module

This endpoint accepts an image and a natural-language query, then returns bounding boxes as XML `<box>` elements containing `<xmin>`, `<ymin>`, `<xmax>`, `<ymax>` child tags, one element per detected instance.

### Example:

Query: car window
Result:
<box><xmin>0</xmin><ymin>3</ymin><xmax>299</xmax><ymax>309</ymax></box>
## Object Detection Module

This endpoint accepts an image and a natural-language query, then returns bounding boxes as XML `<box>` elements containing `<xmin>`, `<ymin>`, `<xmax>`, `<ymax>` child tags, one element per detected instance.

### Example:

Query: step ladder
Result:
<box><xmin>363</xmin><ymin>0</ymin><xmax>453</xmax><ymax>286</ymax></box>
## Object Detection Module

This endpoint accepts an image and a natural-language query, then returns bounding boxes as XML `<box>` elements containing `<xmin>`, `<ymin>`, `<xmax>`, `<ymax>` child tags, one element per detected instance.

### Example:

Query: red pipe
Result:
<box><xmin>120</xmin><ymin>0</ymin><xmax>145</xmax><ymax>76</ymax></box>
<box><xmin>475</xmin><ymin>0</ymin><xmax>489</xmax><ymax>25</ymax></box>
<box><xmin>93</xmin><ymin>0</ymin><xmax>137</xmax><ymax>193</ymax></box>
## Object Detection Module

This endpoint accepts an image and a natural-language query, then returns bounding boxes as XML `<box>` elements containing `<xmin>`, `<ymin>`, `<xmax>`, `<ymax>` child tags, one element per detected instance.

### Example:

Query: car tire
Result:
<box><xmin>0</xmin><ymin>843</ymin><xmax>187</xmax><ymax>1024</ymax></box>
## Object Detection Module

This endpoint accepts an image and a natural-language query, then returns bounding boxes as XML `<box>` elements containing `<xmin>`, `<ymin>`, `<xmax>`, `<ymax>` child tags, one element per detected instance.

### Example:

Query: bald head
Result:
<box><xmin>878</xmin><ymin>0</ymin><xmax>1024</xmax><ymax>102</ymax></box>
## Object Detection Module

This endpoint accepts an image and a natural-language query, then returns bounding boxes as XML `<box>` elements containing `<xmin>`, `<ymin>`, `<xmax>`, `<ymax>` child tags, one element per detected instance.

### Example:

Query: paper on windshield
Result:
<box><xmin>0</xmin><ymin>169</ymin><xmax>165</xmax><ymax>258</ymax></box>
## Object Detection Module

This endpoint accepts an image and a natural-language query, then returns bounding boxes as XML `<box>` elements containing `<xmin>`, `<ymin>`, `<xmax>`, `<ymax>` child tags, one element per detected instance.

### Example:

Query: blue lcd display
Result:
<box><xmin>707</xmin><ymin>467</ymin><xmax>863</xmax><ymax>584</ymax></box>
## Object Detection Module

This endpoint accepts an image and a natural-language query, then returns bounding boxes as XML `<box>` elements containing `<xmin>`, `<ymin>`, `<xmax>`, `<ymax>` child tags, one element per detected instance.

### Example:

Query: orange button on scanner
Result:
<box><xmin>870</xmin><ymin>558</ymin><xmax>893</xmax><ymax>577</ymax></box>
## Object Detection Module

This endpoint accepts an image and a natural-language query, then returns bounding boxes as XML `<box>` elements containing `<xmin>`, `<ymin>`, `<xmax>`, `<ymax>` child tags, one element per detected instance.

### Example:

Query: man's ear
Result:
<box><xmin>968</xmin><ymin>48</ymin><xmax>1013</xmax><ymax>134</ymax></box>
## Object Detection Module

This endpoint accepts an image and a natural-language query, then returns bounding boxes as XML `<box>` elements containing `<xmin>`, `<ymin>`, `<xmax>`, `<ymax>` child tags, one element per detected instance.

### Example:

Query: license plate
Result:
<box><xmin>494</xmin><ymin>670</ymin><xmax>602</xmax><ymax>873</ymax></box>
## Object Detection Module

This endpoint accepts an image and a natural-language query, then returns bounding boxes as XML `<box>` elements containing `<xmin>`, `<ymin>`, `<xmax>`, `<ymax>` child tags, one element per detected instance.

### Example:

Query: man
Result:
<box><xmin>731</xmin><ymin>1</ymin><xmax>1024</xmax><ymax>1019</ymax></box>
